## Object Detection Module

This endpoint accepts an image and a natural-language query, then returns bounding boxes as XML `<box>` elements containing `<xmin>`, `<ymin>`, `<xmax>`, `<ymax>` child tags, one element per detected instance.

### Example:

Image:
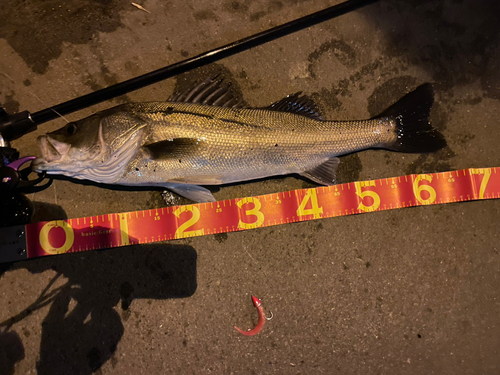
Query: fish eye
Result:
<box><xmin>66</xmin><ymin>124</ymin><xmax>77</xmax><ymax>135</ymax></box>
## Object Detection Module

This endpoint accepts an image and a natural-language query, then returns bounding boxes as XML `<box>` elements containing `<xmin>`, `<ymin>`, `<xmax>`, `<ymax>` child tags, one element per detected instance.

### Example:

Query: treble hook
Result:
<box><xmin>234</xmin><ymin>296</ymin><xmax>266</xmax><ymax>336</ymax></box>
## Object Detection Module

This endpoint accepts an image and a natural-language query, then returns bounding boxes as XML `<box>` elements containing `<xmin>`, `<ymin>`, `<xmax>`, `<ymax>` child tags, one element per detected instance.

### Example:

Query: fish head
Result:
<box><xmin>32</xmin><ymin>114</ymin><xmax>107</xmax><ymax>174</ymax></box>
<box><xmin>32</xmin><ymin>107</ymin><xmax>146</xmax><ymax>182</ymax></box>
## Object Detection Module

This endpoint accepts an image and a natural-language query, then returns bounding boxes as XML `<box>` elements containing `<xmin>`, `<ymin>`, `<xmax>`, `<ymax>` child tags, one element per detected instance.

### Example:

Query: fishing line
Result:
<box><xmin>28</xmin><ymin>93</ymin><xmax>70</xmax><ymax>124</ymax></box>
<box><xmin>0</xmin><ymin>63</ymin><xmax>70</xmax><ymax>124</ymax></box>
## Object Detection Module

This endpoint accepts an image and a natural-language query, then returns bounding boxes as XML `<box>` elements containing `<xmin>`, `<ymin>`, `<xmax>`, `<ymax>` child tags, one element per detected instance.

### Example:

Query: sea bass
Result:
<box><xmin>32</xmin><ymin>78</ymin><xmax>446</xmax><ymax>202</ymax></box>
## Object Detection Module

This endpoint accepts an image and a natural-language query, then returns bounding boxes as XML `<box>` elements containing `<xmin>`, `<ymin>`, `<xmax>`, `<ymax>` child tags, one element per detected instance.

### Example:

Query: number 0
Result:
<box><xmin>39</xmin><ymin>221</ymin><xmax>75</xmax><ymax>254</ymax></box>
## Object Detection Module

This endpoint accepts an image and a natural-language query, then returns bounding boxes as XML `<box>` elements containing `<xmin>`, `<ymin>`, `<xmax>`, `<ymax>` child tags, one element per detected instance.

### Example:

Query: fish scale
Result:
<box><xmin>32</xmin><ymin>79</ymin><xmax>446</xmax><ymax>202</ymax></box>
<box><xmin>124</xmin><ymin>102</ymin><xmax>388</xmax><ymax>185</ymax></box>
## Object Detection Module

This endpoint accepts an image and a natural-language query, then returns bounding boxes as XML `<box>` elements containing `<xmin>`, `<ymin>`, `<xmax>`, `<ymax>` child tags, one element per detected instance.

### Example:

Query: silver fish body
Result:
<box><xmin>122</xmin><ymin>102</ymin><xmax>392</xmax><ymax>182</ymax></box>
<box><xmin>32</xmin><ymin>79</ymin><xmax>445</xmax><ymax>202</ymax></box>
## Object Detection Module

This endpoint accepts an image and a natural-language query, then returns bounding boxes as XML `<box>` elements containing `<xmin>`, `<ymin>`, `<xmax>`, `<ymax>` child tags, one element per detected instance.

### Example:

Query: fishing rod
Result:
<box><xmin>0</xmin><ymin>0</ymin><xmax>379</xmax><ymax>228</ymax></box>
<box><xmin>0</xmin><ymin>0</ymin><xmax>379</xmax><ymax>141</ymax></box>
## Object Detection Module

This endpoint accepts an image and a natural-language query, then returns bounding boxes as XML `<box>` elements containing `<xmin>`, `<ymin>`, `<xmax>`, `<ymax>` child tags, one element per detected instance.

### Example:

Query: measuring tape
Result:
<box><xmin>0</xmin><ymin>167</ymin><xmax>498</xmax><ymax>263</ymax></box>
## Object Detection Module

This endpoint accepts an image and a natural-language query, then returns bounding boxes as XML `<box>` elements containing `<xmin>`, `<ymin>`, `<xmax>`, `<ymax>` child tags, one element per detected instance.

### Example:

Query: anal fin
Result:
<box><xmin>301</xmin><ymin>157</ymin><xmax>339</xmax><ymax>186</ymax></box>
<box><xmin>164</xmin><ymin>183</ymin><xmax>216</xmax><ymax>202</ymax></box>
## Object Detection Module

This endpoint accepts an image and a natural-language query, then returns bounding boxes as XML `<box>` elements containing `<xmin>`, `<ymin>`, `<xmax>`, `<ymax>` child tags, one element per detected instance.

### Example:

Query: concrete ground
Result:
<box><xmin>1</xmin><ymin>0</ymin><xmax>499</xmax><ymax>373</ymax></box>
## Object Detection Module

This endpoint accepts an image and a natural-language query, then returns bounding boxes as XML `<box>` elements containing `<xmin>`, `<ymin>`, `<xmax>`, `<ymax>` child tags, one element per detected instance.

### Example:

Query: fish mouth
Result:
<box><xmin>38</xmin><ymin>135</ymin><xmax>70</xmax><ymax>163</ymax></box>
<box><xmin>32</xmin><ymin>136</ymin><xmax>70</xmax><ymax>171</ymax></box>
<box><xmin>39</xmin><ymin>136</ymin><xmax>61</xmax><ymax>161</ymax></box>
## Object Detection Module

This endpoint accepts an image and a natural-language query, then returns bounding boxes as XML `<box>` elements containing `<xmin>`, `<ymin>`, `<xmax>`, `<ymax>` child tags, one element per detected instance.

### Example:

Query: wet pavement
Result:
<box><xmin>1</xmin><ymin>0</ymin><xmax>499</xmax><ymax>373</ymax></box>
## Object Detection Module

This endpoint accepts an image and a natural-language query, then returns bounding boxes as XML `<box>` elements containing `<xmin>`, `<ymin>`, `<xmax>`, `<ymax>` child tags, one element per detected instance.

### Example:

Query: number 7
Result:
<box><xmin>471</xmin><ymin>168</ymin><xmax>492</xmax><ymax>199</ymax></box>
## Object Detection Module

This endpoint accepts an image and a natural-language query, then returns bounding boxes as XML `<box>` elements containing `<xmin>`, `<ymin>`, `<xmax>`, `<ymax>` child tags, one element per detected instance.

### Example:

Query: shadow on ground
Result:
<box><xmin>0</xmin><ymin>330</ymin><xmax>24</xmax><ymax>375</ymax></box>
<box><xmin>0</xmin><ymin>242</ymin><xmax>197</xmax><ymax>374</ymax></box>
<box><xmin>364</xmin><ymin>0</ymin><xmax>500</xmax><ymax>99</ymax></box>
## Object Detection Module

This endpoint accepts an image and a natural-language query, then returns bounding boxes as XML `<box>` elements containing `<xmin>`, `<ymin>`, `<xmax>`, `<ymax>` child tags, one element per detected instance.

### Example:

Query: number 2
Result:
<box><xmin>174</xmin><ymin>206</ymin><xmax>204</xmax><ymax>239</ymax></box>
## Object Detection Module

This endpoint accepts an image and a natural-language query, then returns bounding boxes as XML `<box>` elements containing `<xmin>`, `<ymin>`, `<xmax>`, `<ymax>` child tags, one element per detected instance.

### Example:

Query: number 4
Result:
<box><xmin>296</xmin><ymin>189</ymin><xmax>323</xmax><ymax>219</ymax></box>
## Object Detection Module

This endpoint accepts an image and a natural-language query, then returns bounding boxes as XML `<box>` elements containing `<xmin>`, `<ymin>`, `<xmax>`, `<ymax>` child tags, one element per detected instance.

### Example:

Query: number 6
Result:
<box><xmin>413</xmin><ymin>175</ymin><xmax>436</xmax><ymax>205</ymax></box>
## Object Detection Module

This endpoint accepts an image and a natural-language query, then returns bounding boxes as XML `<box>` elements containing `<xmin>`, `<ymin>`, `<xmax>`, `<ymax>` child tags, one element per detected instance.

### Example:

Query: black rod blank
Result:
<box><xmin>1</xmin><ymin>0</ymin><xmax>379</xmax><ymax>140</ymax></box>
<box><xmin>31</xmin><ymin>0</ymin><xmax>378</xmax><ymax>124</ymax></box>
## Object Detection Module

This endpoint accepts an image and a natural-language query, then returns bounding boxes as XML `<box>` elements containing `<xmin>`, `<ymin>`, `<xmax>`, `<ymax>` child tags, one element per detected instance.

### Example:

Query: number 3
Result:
<box><xmin>237</xmin><ymin>197</ymin><xmax>265</xmax><ymax>229</ymax></box>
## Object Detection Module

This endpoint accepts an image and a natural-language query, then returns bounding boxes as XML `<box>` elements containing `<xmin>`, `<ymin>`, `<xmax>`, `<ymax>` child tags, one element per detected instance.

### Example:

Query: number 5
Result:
<box><xmin>354</xmin><ymin>181</ymin><xmax>380</xmax><ymax>212</ymax></box>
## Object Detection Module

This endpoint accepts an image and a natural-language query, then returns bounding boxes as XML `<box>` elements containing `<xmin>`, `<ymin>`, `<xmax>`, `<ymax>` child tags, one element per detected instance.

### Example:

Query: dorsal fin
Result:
<box><xmin>169</xmin><ymin>75</ymin><xmax>245</xmax><ymax>108</ymax></box>
<box><xmin>264</xmin><ymin>92</ymin><xmax>323</xmax><ymax>120</ymax></box>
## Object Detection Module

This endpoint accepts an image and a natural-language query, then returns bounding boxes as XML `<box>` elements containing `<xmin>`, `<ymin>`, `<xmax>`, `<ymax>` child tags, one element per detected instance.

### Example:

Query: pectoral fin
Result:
<box><xmin>301</xmin><ymin>157</ymin><xmax>340</xmax><ymax>185</ymax></box>
<box><xmin>143</xmin><ymin>138</ymin><xmax>204</xmax><ymax>160</ymax></box>
<box><xmin>164</xmin><ymin>183</ymin><xmax>216</xmax><ymax>202</ymax></box>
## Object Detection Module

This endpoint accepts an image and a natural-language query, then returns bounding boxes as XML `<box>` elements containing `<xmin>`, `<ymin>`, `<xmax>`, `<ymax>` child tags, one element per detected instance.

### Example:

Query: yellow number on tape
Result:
<box><xmin>174</xmin><ymin>206</ymin><xmax>204</xmax><ymax>239</ymax></box>
<box><xmin>237</xmin><ymin>197</ymin><xmax>265</xmax><ymax>229</ymax></box>
<box><xmin>413</xmin><ymin>175</ymin><xmax>437</xmax><ymax>205</ymax></box>
<box><xmin>471</xmin><ymin>168</ymin><xmax>492</xmax><ymax>199</ymax></box>
<box><xmin>355</xmin><ymin>181</ymin><xmax>380</xmax><ymax>212</ymax></box>
<box><xmin>39</xmin><ymin>221</ymin><xmax>75</xmax><ymax>254</ymax></box>
<box><xmin>119</xmin><ymin>214</ymin><xmax>130</xmax><ymax>246</ymax></box>
<box><xmin>297</xmin><ymin>189</ymin><xmax>323</xmax><ymax>219</ymax></box>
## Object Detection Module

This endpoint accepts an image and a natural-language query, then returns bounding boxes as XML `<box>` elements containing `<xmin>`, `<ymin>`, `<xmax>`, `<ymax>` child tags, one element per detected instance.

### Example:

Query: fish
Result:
<box><xmin>32</xmin><ymin>77</ymin><xmax>446</xmax><ymax>202</ymax></box>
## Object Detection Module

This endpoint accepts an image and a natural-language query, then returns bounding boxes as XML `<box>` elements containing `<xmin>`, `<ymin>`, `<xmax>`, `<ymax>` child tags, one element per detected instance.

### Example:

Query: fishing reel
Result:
<box><xmin>0</xmin><ymin>106</ymin><xmax>50</xmax><ymax>227</ymax></box>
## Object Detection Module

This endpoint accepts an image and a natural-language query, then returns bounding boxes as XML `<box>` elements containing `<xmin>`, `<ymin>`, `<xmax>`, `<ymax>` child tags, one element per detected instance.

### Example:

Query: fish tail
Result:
<box><xmin>381</xmin><ymin>83</ymin><xmax>446</xmax><ymax>153</ymax></box>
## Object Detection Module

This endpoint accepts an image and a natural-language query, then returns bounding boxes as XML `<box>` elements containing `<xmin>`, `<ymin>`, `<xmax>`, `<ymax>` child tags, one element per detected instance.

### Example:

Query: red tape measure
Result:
<box><xmin>9</xmin><ymin>167</ymin><xmax>500</xmax><ymax>260</ymax></box>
